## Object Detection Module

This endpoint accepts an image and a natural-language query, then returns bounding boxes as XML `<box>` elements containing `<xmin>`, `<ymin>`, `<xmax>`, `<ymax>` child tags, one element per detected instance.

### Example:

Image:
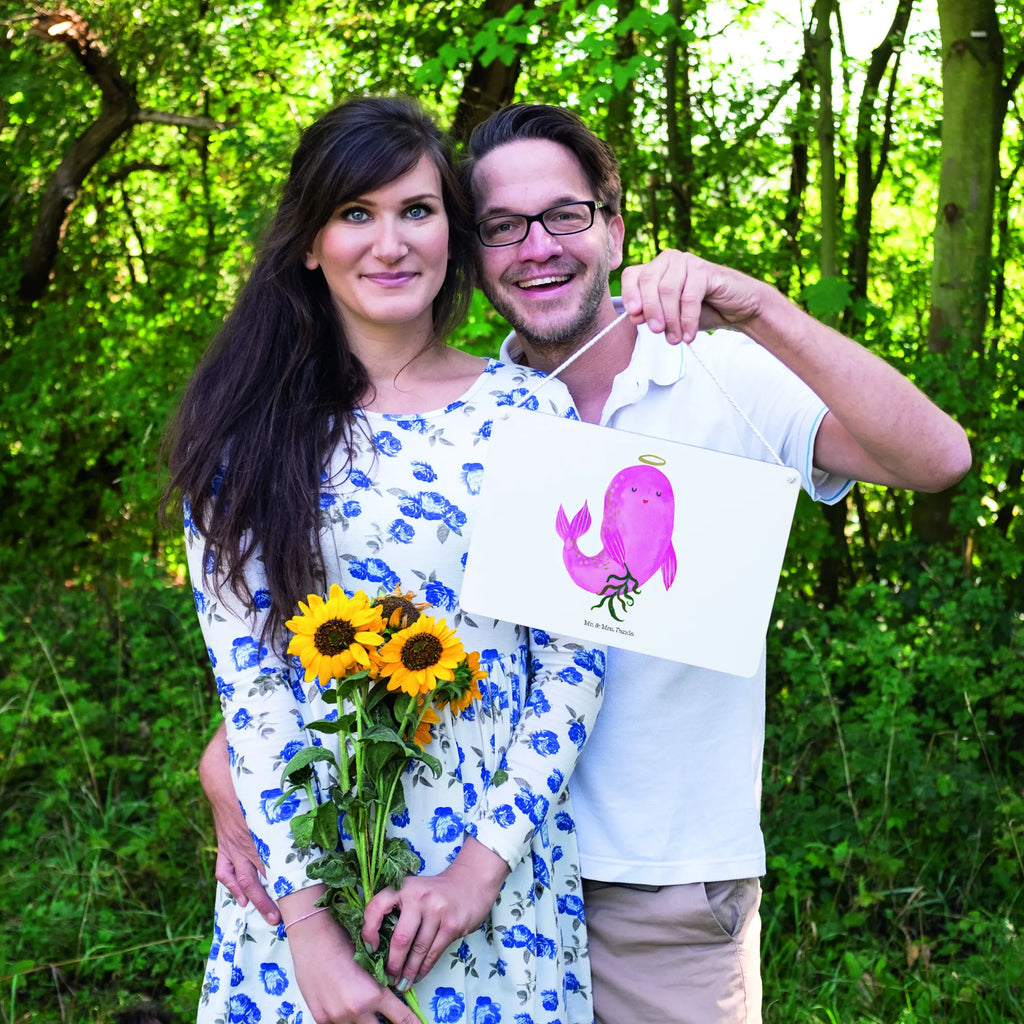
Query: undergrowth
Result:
<box><xmin>762</xmin><ymin>535</ymin><xmax>1023</xmax><ymax>1023</ymax></box>
<box><xmin>0</xmin><ymin>555</ymin><xmax>214</xmax><ymax>1023</ymax></box>
<box><xmin>1</xmin><ymin>532</ymin><xmax>1020</xmax><ymax>1023</ymax></box>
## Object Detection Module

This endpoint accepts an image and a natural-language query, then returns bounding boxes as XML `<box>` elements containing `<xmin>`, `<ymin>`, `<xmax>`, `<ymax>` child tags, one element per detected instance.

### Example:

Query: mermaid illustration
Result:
<box><xmin>555</xmin><ymin>459</ymin><xmax>677</xmax><ymax>621</ymax></box>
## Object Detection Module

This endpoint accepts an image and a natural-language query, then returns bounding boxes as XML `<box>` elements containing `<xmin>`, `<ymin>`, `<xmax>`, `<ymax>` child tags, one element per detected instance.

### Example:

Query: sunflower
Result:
<box><xmin>285</xmin><ymin>585</ymin><xmax>386</xmax><ymax>684</ymax></box>
<box><xmin>376</xmin><ymin>616</ymin><xmax>465</xmax><ymax>696</ymax></box>
<box><xmin>447</xmin><ymin>650</ymin><xmax>486</xmax><ymax>715</ymax></box>
<box><xmin>409</xmin><ymin>702</ymin><xmax>441</xmax><ymax>749</ymax></box>
<box><xmin>372</xmin><ymin>585</ymin><xmax>428</xmax><ymax>630</ymax></box>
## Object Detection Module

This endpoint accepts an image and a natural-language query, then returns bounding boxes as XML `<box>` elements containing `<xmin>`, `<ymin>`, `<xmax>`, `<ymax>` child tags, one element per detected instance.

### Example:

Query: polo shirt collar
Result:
<box><xmin>596</xmin><ymin>299</ymin><xmax>686</xmax><ymax>422</ymax></box>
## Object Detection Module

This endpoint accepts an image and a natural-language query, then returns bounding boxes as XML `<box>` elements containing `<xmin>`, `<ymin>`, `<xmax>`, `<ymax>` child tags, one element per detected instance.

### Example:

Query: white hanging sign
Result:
<box><xmin>462</xmin><ymin>409</ymin><xmax>801</xmax><ymax>677</ymax></box>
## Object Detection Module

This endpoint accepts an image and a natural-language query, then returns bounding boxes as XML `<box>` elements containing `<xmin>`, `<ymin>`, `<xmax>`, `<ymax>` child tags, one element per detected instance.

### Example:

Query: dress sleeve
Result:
<box><xmin>466</xmin><ymin>630</ymin><xmax>605</xmax><ymax>870</ymax></box>
<box><xmin>459</xmin><ymin>367</ymin><xmax>604</xmax><ymax>869</ymax></box>
<box><xmin>185</xmin><ymin>503</ymin><xmax>324</xmax><ymax>897</ymax></box>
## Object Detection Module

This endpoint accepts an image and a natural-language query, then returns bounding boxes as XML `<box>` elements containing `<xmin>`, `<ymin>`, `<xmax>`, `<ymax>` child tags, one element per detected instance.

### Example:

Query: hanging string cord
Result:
<box><xmin>517</xmin><ymin>311</ymin><xmax>631</xmax><ymax>400</ymax></box>
<box><xmin>513</xmin><ymin>312</ymin><xmax>786</xmax><ymax>467</ymax></box>
<box><xmin>682</xmin><ymin>342</ymin><xmax>785</xmax><ymax>467</ymax></box>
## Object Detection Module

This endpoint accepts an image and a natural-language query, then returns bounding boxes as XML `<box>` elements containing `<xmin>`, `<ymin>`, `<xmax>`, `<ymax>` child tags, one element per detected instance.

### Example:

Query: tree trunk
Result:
<box><xmin>848</xmin><ymin>0</ymin><xmax>914</xmax><ymax>307</ymax></box>
<box><xmin>607</xmin><ymin>0</ymin><xmax>638</xmax><ymax>154</ymax></box>
<box><xmin>18</xmin><ymin>11</ymin><xmax>139</xmax><ymax>301</ymax></box>
<box><xmin>807</xmin><ymin>0</ymin><xmax>839</xmax><ymax>282</ymax></box>
<box><xmin>449</xmin><ymin>0</ymin><xmax>534</xmax><ymax>145</ymax></box>
<box><xmin>783</xmin><ymin>67</ymin><xmax>811</xmax><ymax>299</ymax></box>
<box><xmin>805</xmin><ymin>0</ymin><xmax>851</xmax><ymax>605</ymax></box>
<box><xmin>17</xmin><ymin>9</ymin><xmax>231</xmax><ymax>302</ymax></box>
<box><xmin>664</xmin><ymin>0</ymin><xmax>693</xmax><ymax>248</ymax></box>
<box><xmin>912</xmin><ymin>0</ymin><xmax>1004</xmax><ymax>546</ymax></box>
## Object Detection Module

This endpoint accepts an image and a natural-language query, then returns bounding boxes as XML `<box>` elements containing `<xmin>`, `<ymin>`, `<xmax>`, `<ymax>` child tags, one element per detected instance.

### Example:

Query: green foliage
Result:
<box><xmin>762</xmin><ymin>537</ymin><xmax>1024</xmax><ymax>1022</ymax></box>
<box><xmin>0</xmin><ymin>556</ymin><xmax>215</xmax><ymax>1022</ymax></box>
<box><xmin>2</xmin><ymin>0</ymin><xmax>1022</xmax><ymax>1019</ymax></box>
<box><xmin>803</xmin><ymin>276</ymin><xmax>855</xmax><ymax>321</ymax></box>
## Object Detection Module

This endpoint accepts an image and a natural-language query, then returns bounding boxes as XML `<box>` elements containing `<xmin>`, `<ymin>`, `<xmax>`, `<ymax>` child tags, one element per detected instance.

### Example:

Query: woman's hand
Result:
<box><xmin>285</xmin><ymin>901</ymin><xmax>421</xmax><ymax>1024</ymax></box>
<box><xmin>361</xmin><ymin>836</ymin><xmax>511</xmax><ymax>992</ymax></box>
<box><xmin>198</xmin><ymin>723</ymin><xmax>282</xmax><ymax>925</ymax></box>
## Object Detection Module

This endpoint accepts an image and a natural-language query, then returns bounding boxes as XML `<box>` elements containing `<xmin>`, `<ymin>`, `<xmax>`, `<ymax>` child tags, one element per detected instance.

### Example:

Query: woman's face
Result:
<box><xmin>305</xmin><ymin>155</ymin><xmax>450</xmax><ymax>339</ymax></box>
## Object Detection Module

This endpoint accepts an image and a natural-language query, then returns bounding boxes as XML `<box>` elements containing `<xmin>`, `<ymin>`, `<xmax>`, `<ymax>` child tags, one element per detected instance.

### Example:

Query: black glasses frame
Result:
<box><xmin>474</xmin><ymin>200</ymin><xmax>608</xmax><ymax>247</ymax></box>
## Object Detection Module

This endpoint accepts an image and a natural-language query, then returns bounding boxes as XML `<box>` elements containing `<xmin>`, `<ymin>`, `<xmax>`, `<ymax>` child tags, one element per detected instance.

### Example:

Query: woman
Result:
<box><xmin>165</xmin><ymin>97</ymin><xmax>604</xmax><ymax>1024</ymax></box>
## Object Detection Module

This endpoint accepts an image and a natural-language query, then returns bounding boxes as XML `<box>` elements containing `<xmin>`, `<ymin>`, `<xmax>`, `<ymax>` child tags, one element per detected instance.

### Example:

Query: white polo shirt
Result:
<box><xmin>500</xmin><ymin>311</ymin><xmax>852</xmax><ymax>885</ymax></box>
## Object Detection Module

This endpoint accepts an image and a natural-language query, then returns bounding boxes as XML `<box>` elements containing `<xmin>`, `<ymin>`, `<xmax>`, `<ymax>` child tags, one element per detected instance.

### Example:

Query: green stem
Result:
<box><xmin>402</xmin><ymin>985</ymin><xmax>430</xmax><ymax>1024</ymax></box>
<box><xmin>336</xmin><ymin>722</ymin><xmax>351</xmax><ymax>793</ymax></box>
<box><xmin>372</xmin><ymin>695</ymin><xmax>431</xmax><ymax>876</ymax></box>
<box><xmin>351</xmin><ymin>691</ymin><xmax>374</xmax><ymax>903</ymax></box>
<box><xmin>373</xmin><ymin>770</ymin><xmax>404</xmax><ymax>878</ymax></box>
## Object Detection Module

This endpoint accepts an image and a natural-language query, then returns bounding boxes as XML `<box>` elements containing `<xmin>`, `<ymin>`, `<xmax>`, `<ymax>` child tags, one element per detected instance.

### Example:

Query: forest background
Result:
<box><xmin>1</xmin><ymin>0</ymin><xmax>1022</xmax><ymax>1021</ymax></box>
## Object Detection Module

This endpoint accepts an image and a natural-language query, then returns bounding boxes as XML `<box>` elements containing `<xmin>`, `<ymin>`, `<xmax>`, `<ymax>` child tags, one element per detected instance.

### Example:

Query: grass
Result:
<box><xmin>1</xmin><ymin>544</ymin><xmax>1021</xmax><ymax>1023</ymax></box>
<box><xmin>0</xmin><ymin>559</ymin><xmax>214</xmax><ymax>1024</ymax></box>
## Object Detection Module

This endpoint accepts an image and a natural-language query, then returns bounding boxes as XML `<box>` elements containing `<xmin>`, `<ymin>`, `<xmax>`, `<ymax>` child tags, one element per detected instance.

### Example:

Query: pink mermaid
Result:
<box><xmin>555</xmin><ymin>463</ymin><xmax>677</xmax><ymax>620</ymax></box>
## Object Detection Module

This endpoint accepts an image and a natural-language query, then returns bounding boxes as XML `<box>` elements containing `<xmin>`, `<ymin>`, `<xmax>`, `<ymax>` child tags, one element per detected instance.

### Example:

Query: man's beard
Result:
<box><xmin>481</xmin><ymin>259</ymin><xmax>611</xmax><ymax>356</ymax></box>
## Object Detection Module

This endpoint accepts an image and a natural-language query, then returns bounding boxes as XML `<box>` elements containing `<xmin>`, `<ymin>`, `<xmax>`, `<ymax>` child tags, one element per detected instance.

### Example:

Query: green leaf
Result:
<box><xmin>364</xmin><ymin>743</ymin><xmax>409</xmax><ymax>789</ymax></box>
<box><xmin>363</xmin><ymin>722</ymin><xmax>406</xmax><ymax>745</ymax></box>
<box><xmin>333</xmin><ymin>789</ymin><xmax>363</xmax><ymax>818</ymax></box>
<box><xmin>281</xmin><ymin>745</ymin><xmax>337</xmax><ymax>787</ymax></box>
<box><xmin>289</xmin><ymin>809</ymin><xmax>317</xmax><ymax>849</ymax></box>
<box><xmin>334</xmin><ymin>901</ymin><xmax>370</xmax><ymax>953</ymax></box>
<box><xmin>302</xmin><ymin>717</ymin><xmax>349</xmax><ymax>734</ymax></box>
<box><xmin>311</xmin><ymin>801</ymin><xmax>341</xmax><ymax>850</ymax></box>
<box><xmin>353</xmin><ymin>942</ymin><xmax>388</xmax><ymax>984</ymax></box>
<box><xmin>379</xmin><ymin>837</ymin><xmax>422</xmax><ymax>891</ymax></box>
<box><xmin>364</xmin><ymin>682</ymin><xmax>399</xmax><ymax>715</ymax></box>
<box><xmin>387</xmin><ymin>786</ymin><xmax>408</xmax><ymax>820</ymax></box>
<box><xmin>414</xmin><ymin>749</ymin><xmax>443</xmax><ymax>778</ymax></box>
<box><xmin>309</xmin><ymin>849</ymin><xmax>362</xmax><ymax>890</ymax></box>
<box><xmin>471</xmin><ymin>26</ymin><xmax>496</xmax><ymax>57</ymax></box>
<box><xmin>801</xmin><ymin>277</ymin><xmax>853</xmax><ymax>320</ymax></box>
<box><xmin>439</xmin><ymin>42</ymin><xmax>466</xmax><ymax>64</ymax></box>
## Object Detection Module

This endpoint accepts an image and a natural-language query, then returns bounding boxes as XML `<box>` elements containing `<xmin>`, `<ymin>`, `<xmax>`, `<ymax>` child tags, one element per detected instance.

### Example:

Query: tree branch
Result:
<box><xmin>18</xmin><ymin>8</ymin><xmax>233</xmax><ymax>302</ymax></box>
<box><xmin>105</xmin><ymin>161</ymin><xmax>174</xmax><ymax>184</ymax></box>
<box><xmin>1005</xmin><ymin>57</ymin><xmax>1024</xmax><ymax>101</ymax></box>
<box><xmin>449</xmin><ymin>0</ymin><xmax>533</xmax><ymax>145</ymax></box>
<box><xmin>28</xmin><ymin>8</ymin><xmax>136</xmax><ymax>106</ymax></box>
<box><xmin>847</xmin><ymin>0</ymin><xmax>913</xmax><ymax>304</ymax></box>
<box><xmin>137</xmin><ymin>109</ymin><xmax>233</xmax><ymax>130</ymax></box>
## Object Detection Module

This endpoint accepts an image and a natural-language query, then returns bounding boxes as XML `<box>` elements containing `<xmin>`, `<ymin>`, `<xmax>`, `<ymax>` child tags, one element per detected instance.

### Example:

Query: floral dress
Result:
<box><xmin>188</xmin><ymin>360</ymin><xmax>605</xmax><ymax>1024</ymax></box>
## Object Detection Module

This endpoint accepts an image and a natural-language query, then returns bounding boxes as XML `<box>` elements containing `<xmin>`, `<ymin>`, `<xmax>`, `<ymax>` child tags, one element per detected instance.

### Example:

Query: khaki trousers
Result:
<box><xmin>582</xmin><ymin>878</ymin><xmax>762</xmax><ymax>1024</ymax></box>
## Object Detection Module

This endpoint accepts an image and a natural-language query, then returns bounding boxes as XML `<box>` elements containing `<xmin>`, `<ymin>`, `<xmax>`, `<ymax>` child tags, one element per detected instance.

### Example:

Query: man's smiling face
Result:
<box><xmin>470</xmin><ymin>138</ymin><xmax>624</xmax><ymax>354</ymax></box>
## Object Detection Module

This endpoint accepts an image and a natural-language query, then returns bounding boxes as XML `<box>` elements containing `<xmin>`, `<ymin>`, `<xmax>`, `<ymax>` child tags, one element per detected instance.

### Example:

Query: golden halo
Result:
<box><xmin>638</xmin><ymin>453</ymin><xmax>667</xmax><ymax>466</ymax></box>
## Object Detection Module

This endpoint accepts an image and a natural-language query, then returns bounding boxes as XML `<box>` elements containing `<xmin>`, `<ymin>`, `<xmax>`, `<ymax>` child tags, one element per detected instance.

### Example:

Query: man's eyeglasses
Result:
<box><xmin>474</xmin><ymin>200</ymin><xmax>607</xmax><ymax>248</ymax></box>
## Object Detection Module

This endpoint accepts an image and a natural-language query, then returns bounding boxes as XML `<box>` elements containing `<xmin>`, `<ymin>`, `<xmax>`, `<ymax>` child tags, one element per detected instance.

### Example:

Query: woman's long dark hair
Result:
<box><xmin>163</xmin><ymin>97</ymin><xmax>475</xmax><ymax>642</ymax></box>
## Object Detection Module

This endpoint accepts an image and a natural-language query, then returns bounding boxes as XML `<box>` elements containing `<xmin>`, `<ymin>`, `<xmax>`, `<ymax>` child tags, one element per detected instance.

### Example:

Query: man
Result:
<box><xmin>202</xmin><ymin>104</ymin><xmax>970</xmax><ymax>1023</ymax></box>
<box><xmin>459</xmin><ymin>104</ymin><xmax>968</xmax><ymax>1024</ymax></box>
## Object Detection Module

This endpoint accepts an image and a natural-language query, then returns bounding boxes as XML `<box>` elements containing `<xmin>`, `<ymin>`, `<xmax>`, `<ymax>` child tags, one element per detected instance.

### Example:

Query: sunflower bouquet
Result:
<box><xmin>278</xmin><ymin>583</ymin><xmax>485</xmax><ymax>1020</ymax></box>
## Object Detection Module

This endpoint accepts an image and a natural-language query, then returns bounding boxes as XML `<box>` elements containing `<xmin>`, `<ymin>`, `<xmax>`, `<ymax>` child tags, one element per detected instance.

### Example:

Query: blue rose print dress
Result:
<box><xmin>188</xmin><ymin>360</ymin><xmax>605</xmax><ymax>1024</ymax></box>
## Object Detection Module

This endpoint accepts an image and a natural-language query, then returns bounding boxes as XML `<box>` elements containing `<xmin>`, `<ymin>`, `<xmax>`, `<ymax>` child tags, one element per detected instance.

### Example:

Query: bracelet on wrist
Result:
<box><xmin>283</xmin><ymin>906</ymin><xmax>329</xmax><ymax>933</ymax></box>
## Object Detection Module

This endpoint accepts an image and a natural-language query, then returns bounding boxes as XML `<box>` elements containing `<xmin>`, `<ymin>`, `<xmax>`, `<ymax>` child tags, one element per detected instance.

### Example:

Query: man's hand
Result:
<box><xmin>622</xmin><ymin>249</ymin><xmax>971</xmax><ymax>491</ymax></box>
<box><xmin>361</xmin><ymin>836</ymin><xmax>510</xmax><ymax>991</ymax></box>
<box><xmin>199</xmin><ymin>723</ymin><xmax>282</xmax><ymax>925</ymax></box>
<box><xmin>620</xmin><ymin>249</ymin><xmax>764</xmax><ymax>344</ymax></box>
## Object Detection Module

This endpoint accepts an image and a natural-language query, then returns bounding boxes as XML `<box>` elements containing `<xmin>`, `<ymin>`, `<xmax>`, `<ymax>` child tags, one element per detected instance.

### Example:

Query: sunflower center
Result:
<box><xmin>376</xmin><ymin>595</ymin><xmax>421</xmax><ymax>629</ymax></box>
<box><xmin>400</xmin><ymin>634</ymin><xmax>444</xmax><ymax>671</ymax></box>
<box><xmin>314</xmin><ymin>618</ymin><xmax>357</xmax><ymax>655</ymax></box>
